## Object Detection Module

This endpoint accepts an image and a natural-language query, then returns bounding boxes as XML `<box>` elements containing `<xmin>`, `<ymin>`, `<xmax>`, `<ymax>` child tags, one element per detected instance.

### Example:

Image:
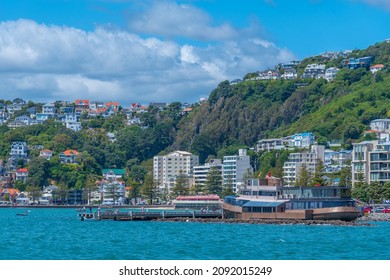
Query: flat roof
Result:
<box><xmin>242</xmin><ymin>201</ymin><xmax>286</xmax><ymax>208</ymax></box>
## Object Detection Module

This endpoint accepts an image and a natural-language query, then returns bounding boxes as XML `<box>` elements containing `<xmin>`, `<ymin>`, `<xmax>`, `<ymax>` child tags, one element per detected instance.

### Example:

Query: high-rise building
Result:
<box><xmin>153</xmin><ymin>151</ymin><xmax>199</xmax><ymax>190</ymax></box>
<box><xmin>222</xmin><ymin>149</ymin><xmax>252</xmax><ymax>193</ymax></box>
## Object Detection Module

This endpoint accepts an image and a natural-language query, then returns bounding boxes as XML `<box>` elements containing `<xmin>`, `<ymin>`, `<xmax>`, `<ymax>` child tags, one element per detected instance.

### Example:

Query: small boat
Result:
<box><xmin>78</xmin><ymin>212</ymin><xmax>96</xmax><ymax>221</ymax></box>
<box><xmin>16</xmin><ymin>210</ymin><xmax>30</xmax><ymax>216</ymax></box>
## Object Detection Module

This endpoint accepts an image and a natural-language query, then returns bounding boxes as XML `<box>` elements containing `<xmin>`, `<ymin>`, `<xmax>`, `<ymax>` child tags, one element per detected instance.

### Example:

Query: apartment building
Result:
<box><xmin>153</xmin><ymin>151</ymin><xmax>199</xmax><ymax>190</ymax></box>
<box><xmin>222</xmin><ymin>149</ymin><xmax>252</xmax><ymax>193</ymax></box>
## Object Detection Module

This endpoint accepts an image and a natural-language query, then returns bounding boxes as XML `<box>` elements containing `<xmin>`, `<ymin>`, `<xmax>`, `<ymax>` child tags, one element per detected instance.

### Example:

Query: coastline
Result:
<box><xmin>153</xmin><ymin>217</ymin><xmax>373</xmax><ymax>226</ymax></box>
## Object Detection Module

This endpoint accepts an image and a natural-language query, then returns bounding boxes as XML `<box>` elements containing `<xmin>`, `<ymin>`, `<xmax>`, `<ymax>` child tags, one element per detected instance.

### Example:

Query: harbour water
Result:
<box><xmin>1</xmin><ymin>208</ymin><xmax>389</xmax><ymax>260</ymax></box>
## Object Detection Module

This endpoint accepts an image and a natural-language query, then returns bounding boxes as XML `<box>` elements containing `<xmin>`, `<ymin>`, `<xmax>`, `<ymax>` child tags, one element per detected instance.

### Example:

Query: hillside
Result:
<box><xmin>171</xmin><ymin>41</ymin><xmax>390</xmax><ymax>161</ymax></box>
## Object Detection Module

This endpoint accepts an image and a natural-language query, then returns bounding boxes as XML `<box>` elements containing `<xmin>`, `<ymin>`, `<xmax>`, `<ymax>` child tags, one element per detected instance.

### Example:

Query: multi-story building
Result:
<box><xmin>287</xmin><ymin>132</ymin><xmax>315</xmax><ymax>148</ymax></box>
<box><xmin>283</xmin><ymin>145</ymin><xmax>325</xmax><ymax>186</ymax></box>
<box><xmin>42</xmin><ymin>103</ymin><xmax>56</xmax><ymax>115</ymax></box>
<box><xmin>325</xmin><ymin>67</ymin><xmax>340</xmax><ymax>82</ymax></box>
<box><xmin>302</xmin><ymin>64</ymin><xmax>326</xmax><ymax>79</ymax></box>
<box><xmin>153</xmin><ymin>151</ymin><xmax>199</xmax><ymax>190</ymax></box>
<box><xmin>370</xmin><ymin>119</ymin><xmax>390</xmax><ymax>132</ymax></box>
<box><xmin>193</xmin><ymin>159</ymin><xmax>223</xmax><ymax>187</ymax></box>
<box><xmin>59</xmin><ymin>149</ymin><xmax>79</xmax><ymax>164</ymax></box>
<box><xmin>352</xmin><ymin>140</ymin><xmax>390</xmax><ymax>185</ymax></box>
<box><xmin>351</xmin><ymin>141</ymin><xmax>376</xmax><ymax>185</ymax></box>
<box><xmin>222</xmin><ymin>149</ymin><xmax>252</xmax><ymax>193</ymax></box>
<box><xmin>7</xmin><ymin>142</ymin><xmax>29</xmax><ymax>170</ymax></box>
<box><xmin>256</xmin><ymin>138</ymin><xmax>286</xmax><ymax>152</ymax></box>
<box><xmin>342</xmin><ymin>56</ymin><xmax>373</xmax><ymax>69</ymax></box>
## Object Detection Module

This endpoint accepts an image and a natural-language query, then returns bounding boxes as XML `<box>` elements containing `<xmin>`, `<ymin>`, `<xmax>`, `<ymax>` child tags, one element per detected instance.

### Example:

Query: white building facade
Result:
<box><xmin>222</xmin><ymin>149</ymin><xmax>252</xmax><ymax>193</ymax></box>
<box><xmin>153</xmin><ymin>151</ymin><xmax>199</xmax><ymax>190</ymax></box>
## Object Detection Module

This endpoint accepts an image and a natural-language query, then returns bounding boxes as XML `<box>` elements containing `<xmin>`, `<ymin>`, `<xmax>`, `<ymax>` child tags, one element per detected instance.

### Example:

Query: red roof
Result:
<box><xmin>75</xmin><ymin>100</ymin><xmax>90</xmax><ymax>105</ymax></box>
<box><xmin>371</xmin><ymin>64</ymin><xmax>384</xmax><ymax>69</ymax></box>
<box><xmin>17</xmin><ymin>168</ymin><xmax>28</xmax><ymax>173</ymax></box>
<box><xmin>106</xmin><ymin>101</ymin><xmax>119</xmax><ymax>107</ymax></box>
<box><xmin>62</xmin><ymin>149</ymin><xmax>79</xmax><ymax>156</ymax></box>
<box><xmin>40</xmin><ymin>149</ymin><xmax>52</xmax><ymax>153</ymax></box>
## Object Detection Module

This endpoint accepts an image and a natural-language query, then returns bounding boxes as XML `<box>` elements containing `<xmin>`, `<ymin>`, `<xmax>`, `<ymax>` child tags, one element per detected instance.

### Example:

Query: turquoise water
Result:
<box><xmin>1</xmin><ymin>208</ymin><xmax>389</xmax><ymax>260</ymax></box>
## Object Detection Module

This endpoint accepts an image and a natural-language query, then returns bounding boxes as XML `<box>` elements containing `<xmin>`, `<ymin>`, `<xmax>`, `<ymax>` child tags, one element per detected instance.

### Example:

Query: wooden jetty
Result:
<box><xmin>79</xmin><ymin>210</ymin><xmax>222</xmax><ymax>221</ymax></box>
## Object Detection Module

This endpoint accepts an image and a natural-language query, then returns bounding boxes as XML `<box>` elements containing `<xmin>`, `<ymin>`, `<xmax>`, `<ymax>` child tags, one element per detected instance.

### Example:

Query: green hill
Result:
<box><xmin>171</xmin><ymin>41</ymin><xmax>390</xmax><ymax>161</ymax></box>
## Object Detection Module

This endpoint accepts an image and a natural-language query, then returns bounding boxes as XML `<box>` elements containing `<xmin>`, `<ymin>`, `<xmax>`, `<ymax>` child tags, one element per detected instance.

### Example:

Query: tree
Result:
<box><xmin>204</xmin><ymin>166</ymin><xmax>223</xmax><ymax>195</ymax></box>
<box><xmin>221</xmin><ymin>174</ymin><xmax>236</xmax><ymax>198</ymax></box>
<box><xmin>351</xmin><ymin>181</ymin><xmax>370</xmax><ymax>203</ymax></box>
<box><xmin>140</xmin><ymin>173</ymin><xmax>160</xmax><ymax>204</ymax></box>
<box><xmin>104</xmin><ymin>181</ymin><xmax>123</xmax><ymax>205</ymax></box>
<box><xmin>295</xmin><ymin>163</ymin><xmax>312</xmax><ymax>187</ymax></box>
<box><xmin>25</xmin><ymin>185</ymin><xmax>42</xmax><ymax>204</ymax></box>
<box><xmin>339</xmin><ymin>166</ymin><xmax>352</xmax><ymax>188</ymax></box>
<box><xmin>83</xmin><ymin>174</ymin><xmax>98</xmax><ymax>205</ymax></box>
<box><xmin>172</xmin><ymin>170</ymin><xmax>189</xmax><ymax>196</ymax></box>
<box><xmin>27</xmin><ymin>157</ymin><xmax>50</xmax><ymax>187</ymax></box>
<box><xmin>310</xmin><ymin>160</ymin><xmax>326</xmax><ymax>186</ymax></box>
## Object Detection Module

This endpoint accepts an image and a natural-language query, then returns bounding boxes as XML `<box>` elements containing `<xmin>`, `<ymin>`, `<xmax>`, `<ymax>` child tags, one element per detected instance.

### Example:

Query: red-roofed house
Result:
<box><xmin>75</xmin><ymin>100</ymin><xmax>90</xmax><ymax>115</ymax></box>
<box><xmin>106</xmin><ymin>101</ymin><xmax>119</xmax><ymax>109</ymax></box>
<box><xmin>0</xmin><ymin>188</ymin><xmax>20</xmax><ymax>203</ymax></box>
<box><xmin>59</xmin><ymin>149</ymin><xmax>79</xmax><ymax>163</ymax></box>
<box><xmin>16</xmin><ymin>168</ymin><xmax>29</xmax><ymax>181</ymax></box>
<box><xmin>370</xmin><ymin>64</ymin><xmax>384</xmax><ymax>73</ymax></box>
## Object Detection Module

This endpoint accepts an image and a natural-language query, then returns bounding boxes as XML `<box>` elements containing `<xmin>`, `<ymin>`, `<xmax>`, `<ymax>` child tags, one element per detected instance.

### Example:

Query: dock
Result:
<box><xmin>79</xmin><ymin>210</ymin><xmax>222</xmax><ymax>221</ymax></box>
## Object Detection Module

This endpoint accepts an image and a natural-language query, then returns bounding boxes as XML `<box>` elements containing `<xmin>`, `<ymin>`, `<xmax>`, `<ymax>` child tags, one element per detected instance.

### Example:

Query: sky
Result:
<box><xmin>0</xmin><ymin>0</ymin><xmax>389</xmax><ymax>105</ymax></box>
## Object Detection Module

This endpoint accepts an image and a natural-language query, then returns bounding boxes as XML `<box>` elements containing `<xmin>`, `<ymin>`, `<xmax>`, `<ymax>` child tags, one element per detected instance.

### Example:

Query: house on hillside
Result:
<box><xmin>102</xmin><ymin>169</ymin><xmax>126</xmax><ymax>181</ymax></box>
<box><xmin>59</xmin><ymin>150</ymin><xmax>79</xmax><ymax>163</ymax></box>
<box><xmin>39</xmin><ymin>149</ymin><xmax>53</xmax><ymax>160</ymax></box>
<box><xmin>16</xmin><ymin>168</ymin><xmax>28</xmax><ymax>182</ymax></box>
<box><xmin>370</xmin><ymin>64</ymin><xmax>384</xmax><ymax>73</ymax></box>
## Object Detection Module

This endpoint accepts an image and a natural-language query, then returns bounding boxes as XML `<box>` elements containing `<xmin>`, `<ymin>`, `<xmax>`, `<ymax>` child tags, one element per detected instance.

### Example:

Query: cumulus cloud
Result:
<box><xmin>0</xmin><ymin>2</ymin><xmax>295</xmax><ymax>105</ymax></box>
<box><xmin>127</xmin><ymin>1</ymin><xmax>238</xmax><ymax>41</ymax></box>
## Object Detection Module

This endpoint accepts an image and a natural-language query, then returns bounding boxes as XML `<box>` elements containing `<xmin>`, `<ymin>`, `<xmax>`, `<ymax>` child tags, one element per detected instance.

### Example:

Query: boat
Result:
<box><xmin>16</xmin><ymin>210</ymin><xmax>30</xmax><ymax>216</ymax></box>
<box><xmin>223</xmin><ymin>177</ymin><xmax>360</xmax><ymax>221</ymax></box>
<box><xmin>78</xmin><ymin>212</ymin><xmax>97</xmax><ymax>221</ymax></box>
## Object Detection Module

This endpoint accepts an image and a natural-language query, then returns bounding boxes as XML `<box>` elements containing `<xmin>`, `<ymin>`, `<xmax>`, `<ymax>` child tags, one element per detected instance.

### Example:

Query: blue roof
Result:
<box><xmin>242</xmin><ymin>201</ymin><xmax>286</xmax><ymax>208</ymax></box>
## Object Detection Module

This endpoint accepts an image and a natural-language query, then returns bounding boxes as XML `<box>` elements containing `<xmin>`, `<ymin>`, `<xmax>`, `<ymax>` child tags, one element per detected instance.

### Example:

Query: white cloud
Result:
<box><xmin>0</xmin><ymin>2</ymin><xmax>295</xmax><ymax>105</ymax></box>
<box><xmin>127</xmin><ymin>1</ymin><xmax>238</xmax><ymax>41</ymax></box>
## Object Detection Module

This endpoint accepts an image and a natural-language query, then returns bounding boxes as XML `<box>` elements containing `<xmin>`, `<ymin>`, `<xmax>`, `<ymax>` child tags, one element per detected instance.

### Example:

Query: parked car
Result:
<box><xmin>363</xmin><ymin>206</ymin><xmax>372</xmax><ymax>214</ymax></box>
<box><xmin>382</xmin><ymin>208</ymin><xmax>390</xmax><ymax>213</ymax></box>
<box><xmin>375</xmin><ymin>207</ymin><xmax>385</xmax><ymax>213</ymax></box>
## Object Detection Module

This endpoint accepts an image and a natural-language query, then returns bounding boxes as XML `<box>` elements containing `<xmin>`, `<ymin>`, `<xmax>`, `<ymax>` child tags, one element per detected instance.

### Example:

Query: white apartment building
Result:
<box><xmin>352</xmin><ymin>140</ymin><xmax>390</xmax><ymax>185</ymax></box>
<box><xmin>256</xmin><ymin>138</ymin><xmax>286</xmax><ymax>152</ymax></box>
<box><xmin>153</xmin><ymin>151</ymin><xmax>199</xmax><ymax>190</ymax></box>
<box><xmin>222</xmin><ymin>149</ymin><xmax>252</xmax><ymax>193</ymax></box>
<box><xmin>283</xmin><ymin>145</ymin><xmax>325</xmax><ymax>186</ymax></box>
<box><xmin>370</xmin><ymin>119</ymin><xmax>390</xmax><ymax>132</ymax></box>
<box><xmin>193</xmin><ymin>159</ymin><xmax>223</xmax><ymax>187</ymax></box>
<box><xmin>325</xmin><ymin>67</ymin><xmax>340</xmax><ymax>82</ymax></box>
<box><xmin>287</xmin><ymin>132</ymin><xmax>316</xmax><ymax>148</ymax></box>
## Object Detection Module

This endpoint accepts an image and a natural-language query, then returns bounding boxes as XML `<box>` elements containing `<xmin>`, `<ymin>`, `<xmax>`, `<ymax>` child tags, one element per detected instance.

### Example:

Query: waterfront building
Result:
<box><xmin>222</xmin><ymin>149</ymin><xmax>252</xmax><ymax>193</ymax></box>
<box><xmin>153</xmin><ymin>151</ymin><xmax>199</xmax><ymax>190</ymax></box>
<box><xmin>352</xmin><ymin>140</ymin><xmax>390</xmax><ymax>185</ymax></box>
<box><xmin>351</xmin><ymin>141</ymin><xmax>376</xmax><ymax>185</ymax></box>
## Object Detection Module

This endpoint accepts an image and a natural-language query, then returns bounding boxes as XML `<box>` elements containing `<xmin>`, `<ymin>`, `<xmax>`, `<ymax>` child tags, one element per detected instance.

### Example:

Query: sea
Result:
<box><xmin>1</xmin><ymin>207</ymin><xmax>389</xmax><ymax>260</ymax></box>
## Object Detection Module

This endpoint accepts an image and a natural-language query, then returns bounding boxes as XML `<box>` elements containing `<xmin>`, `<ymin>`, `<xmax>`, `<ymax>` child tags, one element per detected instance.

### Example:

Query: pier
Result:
<box><xmin>79</xmin><ymin>210</ymin><xmax>222</xmax><ymax>221</ymax></box>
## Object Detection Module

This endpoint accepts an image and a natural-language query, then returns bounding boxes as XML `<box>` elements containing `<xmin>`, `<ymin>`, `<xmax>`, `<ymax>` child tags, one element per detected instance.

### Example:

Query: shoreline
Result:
<box><xmin>151</xmin><ymin>217</ymin><xmax>373</xmax><ymax>226</ymax></box>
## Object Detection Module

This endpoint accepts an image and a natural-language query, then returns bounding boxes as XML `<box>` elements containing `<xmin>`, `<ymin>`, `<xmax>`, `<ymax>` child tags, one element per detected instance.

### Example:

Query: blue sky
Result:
<box><xmin>0</xmin><ymin>0</ymin><xmax>389</xmax><ymax>104</ymax></box>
